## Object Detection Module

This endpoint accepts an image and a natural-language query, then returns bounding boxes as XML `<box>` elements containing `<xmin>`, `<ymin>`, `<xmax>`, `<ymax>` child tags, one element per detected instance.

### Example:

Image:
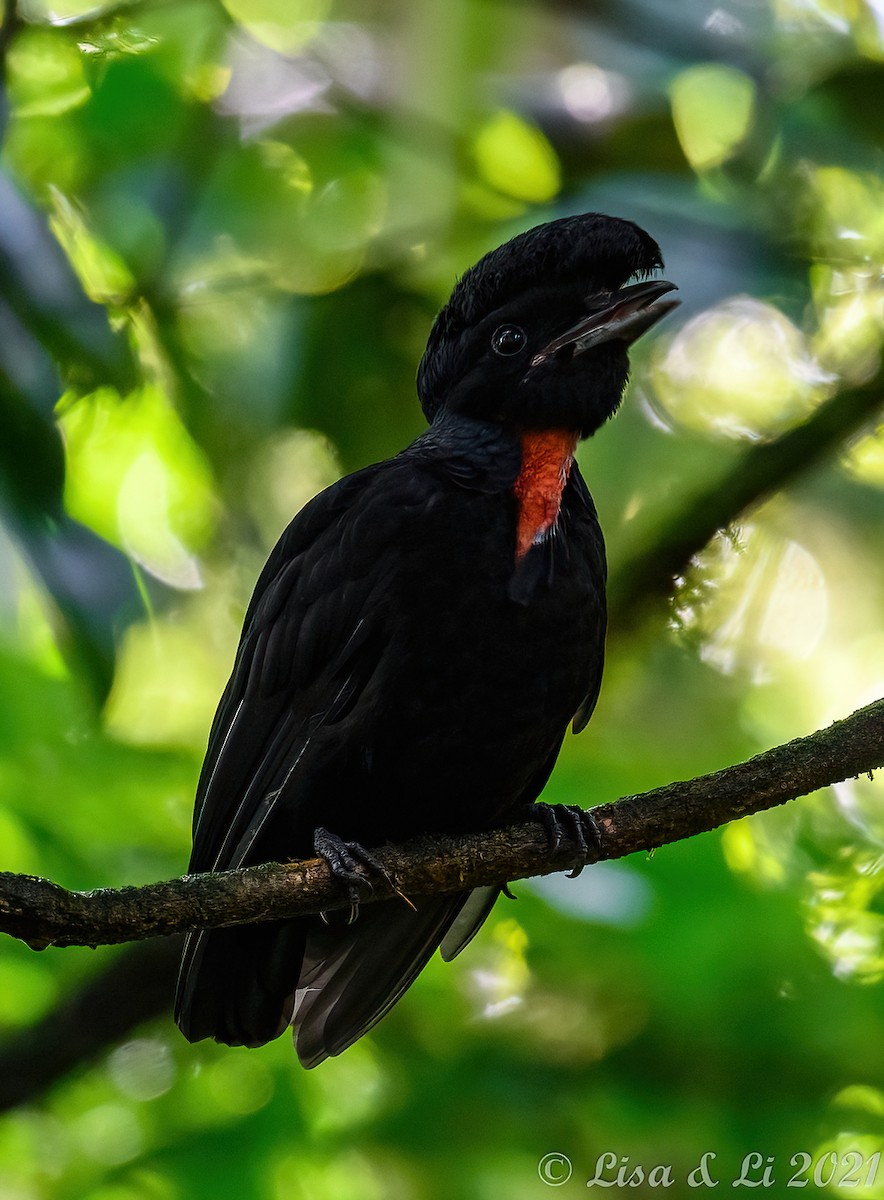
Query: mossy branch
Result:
<box><xmin>1</xmin><ymin>697</ymin><xmax>881</xmax><ymax>953</ymax></box>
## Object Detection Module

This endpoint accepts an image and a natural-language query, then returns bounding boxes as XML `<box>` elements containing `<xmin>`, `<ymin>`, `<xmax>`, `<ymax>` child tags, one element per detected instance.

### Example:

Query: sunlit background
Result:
<box><xmin>1</xmin><ymin>0</ymin><xmax>883</xmax><ymax>1196</ymax></box>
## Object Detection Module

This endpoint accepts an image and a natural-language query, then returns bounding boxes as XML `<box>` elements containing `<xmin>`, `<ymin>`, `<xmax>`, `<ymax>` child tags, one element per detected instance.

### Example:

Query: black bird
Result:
<box><xmin>175</xmin><ymin>212</ymin><xmax>678</xmax><ymax>1066</ymax></box>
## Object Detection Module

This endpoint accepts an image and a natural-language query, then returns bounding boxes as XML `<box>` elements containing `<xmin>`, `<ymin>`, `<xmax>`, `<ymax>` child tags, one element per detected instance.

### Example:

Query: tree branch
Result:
<box><xmin>2</xmin><ymin>697</ymin><xmax>881</xmax><ymax>953</ymax></box>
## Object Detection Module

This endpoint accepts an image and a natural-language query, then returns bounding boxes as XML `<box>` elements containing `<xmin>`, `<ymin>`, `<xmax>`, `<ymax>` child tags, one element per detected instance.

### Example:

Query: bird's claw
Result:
<box><xmin>531</xmin><ymin>803</ymin><xmax>605</xmax><ymax>877</ymax></box>
<box><xmin>314</xmin><ymin>826</ymin><xmax>395</xmax><ymax>913</ymax></box>
<box><xmin>320</xmin><ymin>902</ymin><xmax>360</xmax><ymax>926</ymax></box>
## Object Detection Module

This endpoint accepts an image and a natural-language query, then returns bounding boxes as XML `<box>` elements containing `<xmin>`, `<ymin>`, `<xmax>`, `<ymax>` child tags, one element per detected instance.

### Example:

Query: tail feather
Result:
<box><xmin>175</xmin><ymin>921</ymin><xmax>306</xmax><ymax>1048</ymax></box>
<box><xmin>293</xmin><ymin>894</ymin><xmax>471</xmax><ymax>1068</ymax></box>
<box><xmin>439</xmin><ymin>885</ymin><xmax>501</xmax><ymax>961</ymax></box>
<box><xmin>176</xmin><ymin>889</ymin><xmax>501</xmax><ymax>1060</ymax></box>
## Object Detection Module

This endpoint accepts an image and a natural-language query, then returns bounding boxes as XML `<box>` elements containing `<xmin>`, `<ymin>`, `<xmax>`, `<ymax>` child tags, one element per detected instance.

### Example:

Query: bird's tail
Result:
<box><xmin>175</xmin><ymin>888</ymin><xmax>499</xmax><ymax>1060</ymax></box>
<box><xmin>175</xmin><ymin>920</ymin><xmax>306</xmax><ymax>1048</ymax></box>
<box><xmin>293</xmin><ymin>893</ymin><xmax>478</xmax><ymax>1067</ymax></box>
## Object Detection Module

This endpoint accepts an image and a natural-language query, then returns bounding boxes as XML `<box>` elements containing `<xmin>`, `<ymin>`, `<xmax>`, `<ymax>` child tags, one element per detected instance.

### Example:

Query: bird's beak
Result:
<box><xmin>531</xmin><ymin>279</ymin><xmax>680</xmax><ymax>366</ymax></box>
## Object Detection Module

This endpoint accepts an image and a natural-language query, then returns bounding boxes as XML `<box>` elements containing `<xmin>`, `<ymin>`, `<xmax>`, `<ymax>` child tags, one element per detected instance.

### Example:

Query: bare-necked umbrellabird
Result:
<box><xmin>175</xmin><ymin>212</ymin><xmax>679</xmax><ymax>1066</ymax></box>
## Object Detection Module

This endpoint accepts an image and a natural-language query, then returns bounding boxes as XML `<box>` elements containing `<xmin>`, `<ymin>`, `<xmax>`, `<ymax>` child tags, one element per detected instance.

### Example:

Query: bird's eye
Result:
<box><xmin>491</xmin><ymin>325</ymin><xmax>527</xmax><ymax>356</ymax></box>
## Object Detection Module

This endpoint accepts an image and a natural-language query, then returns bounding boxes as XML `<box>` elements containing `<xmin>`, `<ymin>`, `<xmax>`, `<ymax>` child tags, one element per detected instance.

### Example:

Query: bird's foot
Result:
<box><xmin>530</xmin><ymin>803</ymin><xmax>606</xmax><ymax>878</ymax></box>
<box><xmin>314</xmin><ymin>826</ymin><xmax>395</xmax><ymax>923</ymax></box>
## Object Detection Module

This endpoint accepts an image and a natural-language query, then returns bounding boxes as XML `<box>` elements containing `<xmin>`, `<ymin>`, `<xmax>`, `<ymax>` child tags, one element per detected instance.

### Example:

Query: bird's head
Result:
<box><xmin>417</xmin><ymin>213</ymin><xmax>679</xmax><ymax>439</ymax></box>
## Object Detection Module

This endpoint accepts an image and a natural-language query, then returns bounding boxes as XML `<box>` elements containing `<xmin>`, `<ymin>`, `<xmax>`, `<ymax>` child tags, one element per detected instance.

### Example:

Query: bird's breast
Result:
<box><xmin>513</xmin><ymin>430</ymin><xmax>579</xmax><ymax>559</ymax></box>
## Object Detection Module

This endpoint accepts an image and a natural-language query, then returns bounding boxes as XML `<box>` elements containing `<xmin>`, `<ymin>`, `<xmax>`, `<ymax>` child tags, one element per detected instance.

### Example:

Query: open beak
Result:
<box><xmin>531</xmin><ymin>279</ymin><xmax>680</xmax><ymax>366</ymax></box>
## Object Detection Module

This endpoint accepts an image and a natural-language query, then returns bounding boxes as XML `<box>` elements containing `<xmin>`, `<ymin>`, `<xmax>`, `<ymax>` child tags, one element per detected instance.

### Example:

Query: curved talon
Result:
<box><xmin>565</xmin><ymin>808</ymin><xmax>588</xmax><ymax>878</ymax></box>
<box><xmin>501</xmin><ymin>882</ymin><xmax>518</xmax><ymax>901</ymax></box>
<box><xmin>530</xmin><ymin>802</ymin><xmax>606</xmax><ymax>876</ymax></box>
<box><xmin>314</xmin><ymin>826</ymin><xmax>396</xmax><ymax>922</ymax></box>
<box><xmin>581</xmin><ymin>810</ymin><xmax>606</xmax><ymax>860</ymax></box>
<box><xmin>319</xmin><ymin>900</ymin><xmax>362</xmax><ymax>926</ymax></box>
<box><xmin>534</xmin><ymin>804</ymin><xmax>564</xmax><ymax>853</ymax></box>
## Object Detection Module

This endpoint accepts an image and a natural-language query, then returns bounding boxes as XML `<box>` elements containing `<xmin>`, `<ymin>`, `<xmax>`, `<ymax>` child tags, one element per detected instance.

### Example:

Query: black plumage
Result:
<box><xmin>175</xmin><ymin>212</ymin><xmax>678</xmax><ymax>1065</ymax></box>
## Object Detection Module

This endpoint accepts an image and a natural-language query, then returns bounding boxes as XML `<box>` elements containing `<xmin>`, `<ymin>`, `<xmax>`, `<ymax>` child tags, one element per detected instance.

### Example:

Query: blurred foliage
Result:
<box><xmin>0</xmin><ymin>0</ymin><xmax>883</xmax><ymax>1196</ymax></box>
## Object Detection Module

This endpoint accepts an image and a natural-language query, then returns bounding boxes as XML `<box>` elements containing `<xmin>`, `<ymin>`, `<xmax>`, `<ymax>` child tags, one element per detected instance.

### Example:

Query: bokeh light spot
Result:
<box><xmin>722</xmin><ymin>819</ymin><xmax>788</xmax><ymax>887</ymax></box>
<box><xmin>73</xmin><ymin>1104</ymin><xmax>143</xmax><ymax>1166</ymax></box>
<box><xmin>473</xmin><ymin>110</ymin><xmax>561</xmax><ymax>204</ymax></box>
<box><xmin>246</xmin><ymin>428</ymin><xmax>342</xmax><ymax>548</ymax></box>
<box><xmin>58</xmin><ymin>386</ymin><xmax>218</xmax><ymax>589</ymax></box>
<box><xmin>108</xmin><ymin>1039</ymin><xmax>176</xmax><ymax>1102</ymax></box>
<box><xmin>806</xmin><ymin>853</ymin><xmax>884</xmax><ymax>984</ymax></box>
<box><xmin>220</xmin><ymin>0</ymin><xmax>331</xmax><ymax>55</ymax></box>
<box><xmin>104</xmin><ymin>603</ymin><xmax>236</xmax><ymax>749</ymax></box>
<box><xmin>675</xmin><ymin>524</ymin><xmax>828</xmax><ymax>681</ymax></box>
<box><xmin>557</xmin><ymin>63</ymin><xmax>631</xmax><ymax>123</ymax></box>
<box><xmin>806</xmin><ymin>166</ymin><xmax>884</xmax><ymax>261</ymax></box>
<box><xmin>651</xmin><ymin>297</ymin><xmax>830</xmax><ymax>440</ymax></box>
<box><xmin>842</xmin><ymin>424</ymin><xmax>884</xmax><ymax>488</ymax></box>
<box><xmin>670</xmin><ymin>63</ymin><xmax>756</xmax><ymax>171</ymax></box>
<box><xmin>7</xmin><ymin>27</ymin><xmax>90</xmax><ymax>116</ymax></box>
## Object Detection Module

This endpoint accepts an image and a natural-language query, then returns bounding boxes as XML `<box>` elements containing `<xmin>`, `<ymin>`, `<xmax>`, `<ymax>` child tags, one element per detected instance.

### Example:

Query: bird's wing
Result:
<box><xmin>567</xmin><ymin>463</ymin><xmax>607</xmax><ymax>734</ymax></box>
<box><xmin>572</xmin><ymin>673</ymin><xmax>603</xmax><ymax>734</ymax></box>
<box><xmin>178</xmin><ymin>461</ymin><xmax>442</xmax><ymax>1046</ymax></box>
<box><xmin>187</xmin><ymin>463</ymin><xmax>401</xmax><ymax>876</ymax></box>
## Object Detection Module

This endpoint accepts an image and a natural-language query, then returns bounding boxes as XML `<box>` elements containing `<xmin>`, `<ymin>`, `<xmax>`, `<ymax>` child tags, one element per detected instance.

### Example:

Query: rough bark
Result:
<box><xmin>1</xmin><ymin>696</ymin><xmax>881</xmax><ymax>953</ymax></box>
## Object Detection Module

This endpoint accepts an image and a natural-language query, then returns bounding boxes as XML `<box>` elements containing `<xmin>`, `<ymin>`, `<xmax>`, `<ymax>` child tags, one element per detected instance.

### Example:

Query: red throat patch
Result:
<box><xmin>513</xmin><ymin>430</ymin><xmax>578</xmax><ymax>560</ymax></box>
